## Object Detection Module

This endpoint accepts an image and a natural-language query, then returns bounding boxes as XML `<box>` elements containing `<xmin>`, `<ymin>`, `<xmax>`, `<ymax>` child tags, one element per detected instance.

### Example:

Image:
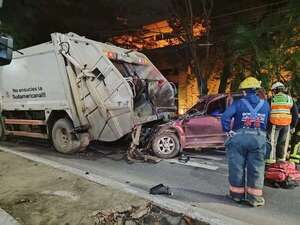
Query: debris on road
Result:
<box><xmin>94</xmin><ymin>202</ymin><xmax>209</xmax><ymax>225</ymax></box>
<box><xmin>150</xmin><ymin>184</ymin><xmax>173</xmax><ymax>195</ymax></box>
<box><xmin>178</xmin><ymin>154</ymin><xmax>190</xmax><ymax>163</ymax></box>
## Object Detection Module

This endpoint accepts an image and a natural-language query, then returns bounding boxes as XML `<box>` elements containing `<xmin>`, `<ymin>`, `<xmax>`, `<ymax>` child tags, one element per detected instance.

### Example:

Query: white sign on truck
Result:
<box><xmin>0</xmin><ymin>32</ymin><xmax>176</xmax><ymax>153</ymax></box>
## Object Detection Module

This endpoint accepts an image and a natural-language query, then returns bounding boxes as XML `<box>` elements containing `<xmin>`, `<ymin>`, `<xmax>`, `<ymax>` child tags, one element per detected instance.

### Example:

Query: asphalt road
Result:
<box><xmin>1</xmin><ymin>140</ymin><xmax>299</xmax><ymax>225</ymax></box>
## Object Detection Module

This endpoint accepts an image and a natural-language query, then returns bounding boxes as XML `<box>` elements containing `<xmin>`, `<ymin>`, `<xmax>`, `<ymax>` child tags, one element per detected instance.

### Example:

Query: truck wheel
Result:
<box><xmin>51</xmin><ymin>118</ymin><xmax>81</xmax><ymax>154</ymax></box>
<box><xmin>152</xmin><ymin>132</ymin><xmax>180</xmax><ymax>159</ymax></box>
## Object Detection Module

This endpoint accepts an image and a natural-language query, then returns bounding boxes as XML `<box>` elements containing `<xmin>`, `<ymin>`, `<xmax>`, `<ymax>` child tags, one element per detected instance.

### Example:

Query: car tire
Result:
<box><xmin>152</xmin><ymin>132</ymin><xmax>180</xmax><ymax>159</ymax></box>
<box><xmin>51</xmin><ymin>118</ymin><xmax>81</xmax><ymax>154</ymax></box>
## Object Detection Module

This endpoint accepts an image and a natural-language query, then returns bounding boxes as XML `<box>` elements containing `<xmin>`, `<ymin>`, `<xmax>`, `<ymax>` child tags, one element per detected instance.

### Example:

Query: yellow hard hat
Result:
<box><xmin>239</xmin><ymin>77</ymin><xmax>261</xmax><ymax>90</ymax></box>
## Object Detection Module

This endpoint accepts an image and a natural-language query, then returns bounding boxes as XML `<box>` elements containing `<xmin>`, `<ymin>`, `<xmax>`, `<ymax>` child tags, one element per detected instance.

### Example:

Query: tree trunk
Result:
<box><xmin>218</xmin><ymin>62</ymin><xmax>230</xmax><ymax>93</ymax></box>
<box><xmin>197</xmin><ymin>76</ymin><xmax>208</xmax><ymax>95</ymax></box>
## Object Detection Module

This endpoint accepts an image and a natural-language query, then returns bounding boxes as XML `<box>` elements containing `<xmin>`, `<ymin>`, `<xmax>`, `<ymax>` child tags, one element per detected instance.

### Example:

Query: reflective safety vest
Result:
<box><xmin>270</xmin><ymin>93</ymin><xmax>293</xmax><ymax>126</ymax></box>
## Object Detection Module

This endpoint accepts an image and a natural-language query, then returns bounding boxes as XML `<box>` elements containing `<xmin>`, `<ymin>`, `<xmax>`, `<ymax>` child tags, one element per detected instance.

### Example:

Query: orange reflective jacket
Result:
<box><xmin>270</xmin><ymin>93</ymin><xmax>293</xmax><ymax>126</ymax></box>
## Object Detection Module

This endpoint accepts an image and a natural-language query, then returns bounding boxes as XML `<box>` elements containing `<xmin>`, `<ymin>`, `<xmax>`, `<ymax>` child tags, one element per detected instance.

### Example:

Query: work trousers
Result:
<box><xmin>268</xmin><ymin>125</ymin><xmax>290</xmax><ymax>163</ymax></box>
<box><xmin>225</xmin><ymin>128</ymin><xmax>266</xmax><ymax>198</ymax></box>
<box><xmin>290</xmin><ymin>131</ymin><xmax>300</xmax><ymax>163</ymax></box>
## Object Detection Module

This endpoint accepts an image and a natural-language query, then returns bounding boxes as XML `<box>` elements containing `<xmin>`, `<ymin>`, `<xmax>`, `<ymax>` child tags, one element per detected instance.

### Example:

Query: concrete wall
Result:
<box><xmin>166</xmin><ymin>66</ymin><xmax>199</xmax><ymax>114</ymax></box>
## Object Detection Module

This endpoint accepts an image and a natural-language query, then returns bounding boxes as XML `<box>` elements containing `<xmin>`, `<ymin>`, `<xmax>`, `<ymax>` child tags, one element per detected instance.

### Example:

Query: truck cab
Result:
<box><xmin>0</xmin><ymin>35</ymin><xmax>13</xmax><ymax>66</ymax></box>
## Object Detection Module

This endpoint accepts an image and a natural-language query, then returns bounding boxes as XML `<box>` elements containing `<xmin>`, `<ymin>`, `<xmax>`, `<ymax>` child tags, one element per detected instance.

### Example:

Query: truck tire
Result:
<box><xmin>51</xmin><ymin>118</ymin><xmax>81</xmax><ymax>154</ymax></box>
<box><xmin>152</xmin><ymin>132</ymin><xmax>180</xmax><ymax>159</ymax></box>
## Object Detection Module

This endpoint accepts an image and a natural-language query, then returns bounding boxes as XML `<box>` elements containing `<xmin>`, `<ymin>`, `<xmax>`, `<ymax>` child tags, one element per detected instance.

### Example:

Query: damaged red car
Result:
<box><xmin>151</xmin><ymin>93</ymin><xmax>241</xmax><ymax>158</ymax></box>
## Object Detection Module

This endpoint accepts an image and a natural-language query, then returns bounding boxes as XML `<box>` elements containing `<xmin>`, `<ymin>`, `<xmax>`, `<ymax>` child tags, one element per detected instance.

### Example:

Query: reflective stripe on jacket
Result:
<box><xmin>270</xmin><ymin>93</ymin><xmax>293</xmax><ymax>126</ymax></box>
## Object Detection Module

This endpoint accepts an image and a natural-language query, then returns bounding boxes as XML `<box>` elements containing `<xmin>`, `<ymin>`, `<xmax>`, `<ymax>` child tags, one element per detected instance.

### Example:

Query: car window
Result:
<box><xmin>186</xmin><ymin>100</ymin><xmax>207</xmax><ymax>115</ymax></box>
<box><xmin>206</xmin><ymin>97</ymin><xmax>227</xmax><ymax>116</ymax></box>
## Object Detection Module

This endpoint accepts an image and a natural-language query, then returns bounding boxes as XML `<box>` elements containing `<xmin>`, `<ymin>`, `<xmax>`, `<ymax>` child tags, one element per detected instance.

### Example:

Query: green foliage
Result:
<box><xmin>230</xmin><ymin>0</ymin><xmax>300</xmax><ymax>95</ymax></box>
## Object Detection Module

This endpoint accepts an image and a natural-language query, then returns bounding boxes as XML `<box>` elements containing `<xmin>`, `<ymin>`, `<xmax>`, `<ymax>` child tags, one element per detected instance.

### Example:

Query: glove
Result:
<box><xmin>291</xmin><ymin>128</ymin><xmax>296</xmax><ymax>134</ymax></box>
<box><xmin>226</xmin><ymin>130</ymin><xmax>236</xmax><ymax>137</ymax></box>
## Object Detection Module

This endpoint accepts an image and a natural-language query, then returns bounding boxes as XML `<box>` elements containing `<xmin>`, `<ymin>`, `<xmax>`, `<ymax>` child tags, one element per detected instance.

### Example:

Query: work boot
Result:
<box><xmin>228</xmin><ymin>191</ymin><xmax>245</xmax><ymax>203</ymax></box>
<box><xmin>247</xmin><ymin>195</ymin><xmax>265</xmax><ymax>207</ymax></box>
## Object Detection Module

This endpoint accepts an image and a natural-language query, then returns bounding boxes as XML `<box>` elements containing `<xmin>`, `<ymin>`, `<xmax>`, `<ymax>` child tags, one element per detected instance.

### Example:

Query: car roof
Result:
<box><xmin>187</xmin><ymin>93</ymin><xmax>243</xmax><ymax>113</ymax></box>
<box><xmin>199</xmin><ymin>93</ymin><xmax>242</xmax><ymax>102</ymax></box>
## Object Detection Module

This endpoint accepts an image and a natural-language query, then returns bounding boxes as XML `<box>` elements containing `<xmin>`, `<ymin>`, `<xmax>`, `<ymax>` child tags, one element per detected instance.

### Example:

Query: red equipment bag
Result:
<box><xmin>265</xmin><ymin>162</ymin><xmax>300</xmax><ymax>182</ymax></box>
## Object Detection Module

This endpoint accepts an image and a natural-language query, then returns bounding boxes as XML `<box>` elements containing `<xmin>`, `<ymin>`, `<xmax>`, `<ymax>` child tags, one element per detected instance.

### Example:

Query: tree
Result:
<box><xmin>229</xmin><ymin>0</ymin><xmax>300</xmax><ymax>93</ymax></box>
<box><xmin>168</xmin><ymin>0</ymin><xmax>214</xmax><ymax>95</ymax></box>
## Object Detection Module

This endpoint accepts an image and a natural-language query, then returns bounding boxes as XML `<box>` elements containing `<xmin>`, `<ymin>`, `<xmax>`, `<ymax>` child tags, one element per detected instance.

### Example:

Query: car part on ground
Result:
<box><xmin>149</xmin><ymin>184</ymin><xmax>173</xmax><ymax>195</ymax></box>
<box><xmin>178</xmin><ymin>153</ymin><xmax>190</xmax><ymax>163</ymax></box>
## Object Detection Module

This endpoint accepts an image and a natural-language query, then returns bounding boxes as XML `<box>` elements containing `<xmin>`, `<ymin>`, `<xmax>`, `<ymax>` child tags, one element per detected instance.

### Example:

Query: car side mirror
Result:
<box><xmin>0</xmin><ymin>35</ymin><xmax>13</xmax><ymax>66</ymax></box>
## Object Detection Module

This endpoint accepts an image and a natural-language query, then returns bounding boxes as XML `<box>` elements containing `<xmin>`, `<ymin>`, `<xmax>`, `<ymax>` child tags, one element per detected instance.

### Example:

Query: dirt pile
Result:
<box><xmin>94</xmin><ymin>202</ymin><xmax>208</xmax><ymax>225</ymax></box>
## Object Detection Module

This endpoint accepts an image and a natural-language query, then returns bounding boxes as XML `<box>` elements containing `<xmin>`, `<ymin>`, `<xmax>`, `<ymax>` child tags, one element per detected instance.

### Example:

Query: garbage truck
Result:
<box><xmin>0</xmin><ymin>32</ymin><xmax>176</xmax><ymax>154</ymax></box>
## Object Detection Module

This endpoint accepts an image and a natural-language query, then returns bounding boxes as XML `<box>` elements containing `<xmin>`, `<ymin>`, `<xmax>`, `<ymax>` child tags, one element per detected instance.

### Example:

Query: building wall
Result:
<box><xmin>166</xmin><ymin>68</ymin><xmax>227</xmax><ymax>114</ymax></box>
<box><xmin>166</xmin><ymin>66</ymin><xmax>199</xmax><ymax>114</ymax></box>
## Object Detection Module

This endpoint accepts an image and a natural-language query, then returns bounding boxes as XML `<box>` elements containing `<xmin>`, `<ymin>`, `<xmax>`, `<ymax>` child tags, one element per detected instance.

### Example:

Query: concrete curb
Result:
<box><xmin>0</xmin><ymin>208</ymin><xmax>21</xmax><ymax>225</ymax></box>
<box><xmin>0</xmin><ymin>145</ymin><xmax>251</xmax><ymax>225</ymax></box>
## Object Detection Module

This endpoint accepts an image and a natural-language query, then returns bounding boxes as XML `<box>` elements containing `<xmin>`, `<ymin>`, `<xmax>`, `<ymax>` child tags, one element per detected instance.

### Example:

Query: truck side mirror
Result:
<box><xmin>0</xmin><ymin>35</ymin><xmax>13</xmax><ymax>66</ymax></box>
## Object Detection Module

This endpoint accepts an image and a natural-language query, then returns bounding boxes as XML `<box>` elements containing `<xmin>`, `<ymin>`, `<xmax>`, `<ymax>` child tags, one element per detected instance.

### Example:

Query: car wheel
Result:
<box><xmin>152</xmin><ymin>132</ymin><xmax>180</xmax><ymax>159</ymax></box>
<box><xmin>51</xmin><ymin>118</ymin><xmax>81</xmax><ymax>154</ymax></box>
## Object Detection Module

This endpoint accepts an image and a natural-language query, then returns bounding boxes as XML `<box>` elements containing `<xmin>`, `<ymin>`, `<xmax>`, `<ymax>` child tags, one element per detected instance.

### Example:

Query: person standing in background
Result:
<box><xmin>266</xmin><ymin>82</ymin><xmax>298</xmax><ymax>164</ymax></box>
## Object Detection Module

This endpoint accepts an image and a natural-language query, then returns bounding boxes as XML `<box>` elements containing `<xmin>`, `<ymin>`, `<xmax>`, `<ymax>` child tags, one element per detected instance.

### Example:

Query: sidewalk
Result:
<box><xmin>0</xmin><ymin>151</ymin><xmax>147</xmax><ymax>225</ymax></box>
<box><xmin>0</xmin><ymin>208</ymin><xmax>20</xmax><ymax>225</ymax></box>
<box><xmin>0</xmin><ymin>150</ymin><xmax>218</xmax><ymax>225</ymax></box>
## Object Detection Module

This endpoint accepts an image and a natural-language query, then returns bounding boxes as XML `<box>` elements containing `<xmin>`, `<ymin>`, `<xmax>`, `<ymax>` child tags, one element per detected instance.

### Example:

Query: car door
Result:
<box><xmin>183</xmin><ymin>96</ymin><xmax>227</xmax><ymax>149</ymax></box>
<box><xmin>183</xmin><ymin>115</ymin><xmax>225</xmax><ymax>149</ymax></box>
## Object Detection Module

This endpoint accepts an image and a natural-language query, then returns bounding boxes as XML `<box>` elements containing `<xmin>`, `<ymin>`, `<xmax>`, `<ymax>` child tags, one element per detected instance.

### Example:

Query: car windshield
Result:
<box><xmin>206</xmin><ymin>97</ymin><xmax>227</xmax><ymax>116</ymax></box>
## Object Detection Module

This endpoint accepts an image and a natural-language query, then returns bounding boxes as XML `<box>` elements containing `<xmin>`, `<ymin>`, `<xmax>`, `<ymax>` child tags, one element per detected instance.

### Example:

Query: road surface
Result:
<box><xmin>0</xmin><ymin>140</ymin><xmax>299</xmax><ymax>225</ymax></box>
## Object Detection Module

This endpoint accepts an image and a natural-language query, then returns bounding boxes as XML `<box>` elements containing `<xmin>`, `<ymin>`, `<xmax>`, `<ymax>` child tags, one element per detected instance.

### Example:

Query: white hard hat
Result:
<box><xmin>271</xmin><ymin>82</ymin><xmax>285</xmax><ymax>90</ymax></box>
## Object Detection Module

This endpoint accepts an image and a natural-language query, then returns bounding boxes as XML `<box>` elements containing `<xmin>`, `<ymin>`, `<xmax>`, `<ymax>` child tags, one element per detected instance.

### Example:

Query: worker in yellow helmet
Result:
<box><xmin>221</xmin><ymin>76</ymin><xmax>270</xmax><ymax>207</ymax></box>
<box><xmin>266</xmin><ymin>82</ymin><xmax>298</xmax><ymax>164</ymax></box>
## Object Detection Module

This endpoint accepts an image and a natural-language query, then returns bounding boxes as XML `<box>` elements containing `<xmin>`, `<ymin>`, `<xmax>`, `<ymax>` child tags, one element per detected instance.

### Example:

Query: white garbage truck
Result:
<box><xmin>0</xmin><ymin>33</ymin><xmax>176</xmax><ymax>153</ymax></box>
